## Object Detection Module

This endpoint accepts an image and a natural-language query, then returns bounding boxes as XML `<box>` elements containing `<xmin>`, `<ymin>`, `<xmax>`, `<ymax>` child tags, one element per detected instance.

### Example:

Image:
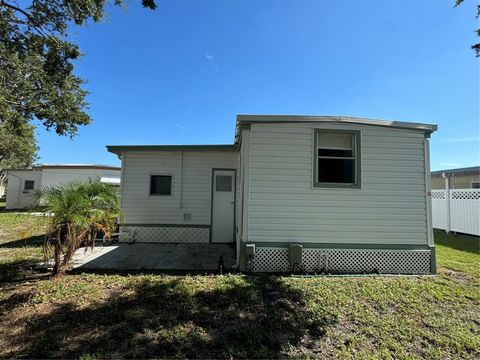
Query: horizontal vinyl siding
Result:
<box><xmin>247</xmin><ymin>122</ymin><xmax>428</xmax><ymax>245</ymax></box>
<box><xmin>121</xmin><ymin>151</ymin><xmax>239</xmax><ymax>225</ymax></box>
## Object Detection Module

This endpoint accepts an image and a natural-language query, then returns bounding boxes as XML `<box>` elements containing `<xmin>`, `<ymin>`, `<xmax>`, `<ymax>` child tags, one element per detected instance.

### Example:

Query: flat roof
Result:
<box><xmin>106</xmin><ymin>115</ymin><xmax>438</xmax><ymax>152</ymax></box>
<box><xmin>431</xmin><ymin>166</ymin><xmax>480</xmax><ymax>176</ymax></box>
<box><xmin>5</xmin><ymin>164</ymin><xmax>120</xmax><ymax>172</ymax></box>
<box><xmin>107</xmin><ymin>144</ymin><xmax>238</xmax><ymax>155</ymax></box>
<box><xmin>236</xmin><ymin>115</ymin><xmax>438</xmax><ymax>139</ymax></box>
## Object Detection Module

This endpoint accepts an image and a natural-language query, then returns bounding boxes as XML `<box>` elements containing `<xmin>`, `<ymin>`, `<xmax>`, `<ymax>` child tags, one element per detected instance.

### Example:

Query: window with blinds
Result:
<box><xmin>314</xmin><ymin>130</ymin><xmax>360</xmax><ymax>187</ymax></box>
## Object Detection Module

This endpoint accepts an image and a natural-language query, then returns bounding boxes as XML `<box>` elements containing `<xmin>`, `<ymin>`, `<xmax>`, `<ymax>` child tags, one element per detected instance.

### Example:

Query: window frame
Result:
<box><xmin>313</xmin><ymin>129</ymin><xmax>361</xmax><ymax>189</ymax></box>
<box><xmin>149</xmin><ymin>174</ymin><xmax>173</xmax><ymax>196</ymax></box>
<box><xmin>471</xmin><ymin>181</ymin><xmax>480</xmax><ymax>189</ymax></box>
<box><xmin>24</xmin><ymin>180</ymin><xmax>35</xmax><ymax>191</ymax></box>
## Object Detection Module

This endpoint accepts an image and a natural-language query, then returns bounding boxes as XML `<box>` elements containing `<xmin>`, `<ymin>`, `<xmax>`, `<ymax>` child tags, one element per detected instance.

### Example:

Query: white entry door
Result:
<box><xmin>211</xmin><ymin>169</ymin><xmax>235</xmax><ymax>243</ymax></box>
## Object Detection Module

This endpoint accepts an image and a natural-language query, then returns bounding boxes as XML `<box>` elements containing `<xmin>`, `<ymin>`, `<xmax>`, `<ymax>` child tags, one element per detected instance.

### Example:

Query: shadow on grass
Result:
<box><xmin>434</xmin><ymin>230</ymin><xmax>480</xmax><ymax>254</ymax></box>
<box><xmin>0</xmin><ymin>234</ymin><xmax>45</xmax><ymax>248</ymax></box>
<box><xmin>2</xmin><ymin>275</ymin><xmax>336</xmax><ymax>359</ymax></box>
<box><xmin>0</xmin><ymin>258</ymin><xmax>48</xmax><ymax>285</ymax></box>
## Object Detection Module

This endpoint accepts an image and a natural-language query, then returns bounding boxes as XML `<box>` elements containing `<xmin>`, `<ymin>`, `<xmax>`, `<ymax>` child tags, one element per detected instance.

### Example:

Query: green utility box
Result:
<box><xmin>289</xmin><ymin>244</ymin><xmax>303</xmax><ymax>265</ymax></box>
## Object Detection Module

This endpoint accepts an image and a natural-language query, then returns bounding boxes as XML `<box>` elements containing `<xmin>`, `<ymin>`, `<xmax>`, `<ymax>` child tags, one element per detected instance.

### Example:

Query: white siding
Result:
<box><xmin>5</xmin><ymin>170</ymin><xmax>43</xmax><ymax>209</ymax></box>
<box><xmin>41</xmin><ymin>168</ymin><xmax>120</xmax><ymax>188</ymax></box>
<box><xmin>121</xmin><ymin>151</ymin><xmax>239</xmax><ymax>225</ymax></box>
<box><xmin>247</xmin><ymin>122</ymin><xmax>428</xmax><ymax>245</ymax></box>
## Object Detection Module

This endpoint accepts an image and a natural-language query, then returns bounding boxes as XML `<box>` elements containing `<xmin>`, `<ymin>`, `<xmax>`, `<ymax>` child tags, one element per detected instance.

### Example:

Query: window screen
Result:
<box><xmin>24</xmin><ymin>180</ymin><xmax>35</xmax><ymax>190</ymax></box>
<box><xmin>150</xmin><ymin>175</ymin><xmax>172</xmax><ymax>195</ymax></box>
<box><xmin>216</xmin><ymin>175</ymin><xmax>232</xmax><ymax>192</ymax></box>
<box><xmin>315</xmin><ymin>131</ymin><xmax>359</xmax><ymax>186</ymax></box>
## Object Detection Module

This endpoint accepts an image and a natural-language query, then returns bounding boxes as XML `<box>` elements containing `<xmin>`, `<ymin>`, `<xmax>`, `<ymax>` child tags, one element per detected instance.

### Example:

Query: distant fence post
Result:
<box><xmin>444</xmin><ymin>175</ymin><xmax>451</xmax><ymax>233</ymax></box>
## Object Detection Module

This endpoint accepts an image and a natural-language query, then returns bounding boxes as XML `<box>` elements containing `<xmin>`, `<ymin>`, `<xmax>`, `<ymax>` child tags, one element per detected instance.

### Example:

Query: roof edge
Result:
<box><xmin>107</xmin><ymin>144</ymin><xmax>238</xmax><ymax>155</ymax></box>
<box><xmin>431</xmin><ymin>166</ymin><xmax>480</xmax><ymax>175</ymax></box>
<box><xmin>236</xmin><ymin>114</ymin><xmax>438</xmax><ymax>133</ymax></box>
<box><xmin>4</xmin><ymin>164</ymin><xmax>120</xmax><ymax>172</ymax></box>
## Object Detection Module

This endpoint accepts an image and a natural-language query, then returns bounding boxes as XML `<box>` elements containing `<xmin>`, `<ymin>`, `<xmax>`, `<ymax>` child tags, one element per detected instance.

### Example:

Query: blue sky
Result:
<box><xmin>36</xmin><ymin>0</ymin><xmax>479</xmax><ymax>171</ymax></box>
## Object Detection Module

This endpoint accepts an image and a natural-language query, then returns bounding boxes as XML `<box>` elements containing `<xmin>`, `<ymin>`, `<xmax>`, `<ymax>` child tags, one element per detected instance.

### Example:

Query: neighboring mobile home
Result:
<box><xmin>107</xmin><ymin>115</ymin><xmax>437</xmax><ymax>274</ymax></box>
<box><xmin>431</xmin><ymin>166</ymin><xmax>480</xmax><ymax>190</ymax></box>
<box><xmin>5</xmin><ymin>164</ymin><xmax>121</xmax><ymax>209</ymax></box>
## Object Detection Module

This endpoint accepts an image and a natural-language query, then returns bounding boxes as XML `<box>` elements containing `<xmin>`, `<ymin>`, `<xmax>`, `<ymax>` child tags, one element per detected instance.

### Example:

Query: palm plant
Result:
<box><xmin>35</xmin><ymin>178</ymin><xmax>120</xmax><ymax>275</ymax></box>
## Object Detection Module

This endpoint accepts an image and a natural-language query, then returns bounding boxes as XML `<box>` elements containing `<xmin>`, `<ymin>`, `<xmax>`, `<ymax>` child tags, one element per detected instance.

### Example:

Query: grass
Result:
<box><xmin>0</xmin><ymin>212</ymin><xmax>478</xmax><ymax>359</ymax></box>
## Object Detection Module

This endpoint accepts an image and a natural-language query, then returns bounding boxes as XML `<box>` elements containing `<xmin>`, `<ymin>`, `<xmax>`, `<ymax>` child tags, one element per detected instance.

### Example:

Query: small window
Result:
<box><xmin>150</xmin><ymin>175</ymin><xmax>172</xmax><ymax>195</ymax></box>
<box><xmin>314</xmin><ymin>130</ymin><xmax>360</xmax><ymax>187</ymax></box>
<box><xmin>216</xmin><ymin>175</ymin><xmax>232</xmax><ymax>192</ymax></box>
<box><xmin>24</xmin><ymin>180</ymin><xmax>35</xmax><ymax>191</ymax></box>
<box><xmin>472</xmin><ymin>181</ymin><xmax>480</xmax><ymax>189</ymax></box>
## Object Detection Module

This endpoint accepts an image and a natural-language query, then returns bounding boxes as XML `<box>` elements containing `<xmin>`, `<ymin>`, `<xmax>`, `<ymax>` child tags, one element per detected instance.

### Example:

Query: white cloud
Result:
<box><xmin>447</xmin><ymin>136</ymin><xmax>480</xmax><ymax>143</ymax></box>
<box><xmin>205</xmin><ymin>51</ymin><xmax>219</xmax><ymax>71</ymax></box>
<box><xmin>205</xmin><ymin>52</ymin><xmax>214</xmax><ymax>61</ymax></box>
<box><xmin>173</xmin><ymin>122</ymin><xmax>189</xmax><ymax>131</ymax></box>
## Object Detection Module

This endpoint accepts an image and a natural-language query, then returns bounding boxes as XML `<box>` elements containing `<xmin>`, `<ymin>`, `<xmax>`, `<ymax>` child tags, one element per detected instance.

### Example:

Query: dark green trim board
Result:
<box><xmin>120</xmin><ymin>224</ymin><xmax>210</xmax><ymax>228</ymax></box>
<box><xmin>313</xmin><ymin>129</ymin><xmax>362</xmax><ymax>189</ymax></box>
<box><xmin>239</xmin><ymin>240</ymin><xmax>247</xmax><ymax>271</ymax></box>
<box><xmin>107</xmin><ymin>145</ymin><xmax>238</xmax><ymax>155</ymax></box>
<box><xmin>240</xmin><ymin>242</ymin><xmax>432</xmax><ymax>250</ymax></box>
<box><xmin>430</xmin><ymin>246</ymin><xmax>437</xmax><ymax>275</ymax></box>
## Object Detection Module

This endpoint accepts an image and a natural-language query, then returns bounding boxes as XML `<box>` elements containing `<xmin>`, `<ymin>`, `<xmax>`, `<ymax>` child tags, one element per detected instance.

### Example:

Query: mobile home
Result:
<box><xmin>5</xmin><ymin>164</ymin><xmax>121</xmax><ymax>209</ymax></box>
<box><xmin>107</xmin><ymin>115</ymin><xmax>437</xmax><ymax>274</ymax></box>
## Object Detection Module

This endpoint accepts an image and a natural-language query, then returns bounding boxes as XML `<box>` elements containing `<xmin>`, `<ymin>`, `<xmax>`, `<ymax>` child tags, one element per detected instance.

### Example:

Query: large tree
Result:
<box><xmin>0</xmin><ymin>0</ymin><xmax>157</xmax><ymax>154</ymax></box>
<box><xmin>456</xmin><ymin>0</ymin><xmax>480</xmax><ymax>56</ymax></box>
<box><xmin>0</xmin><ymin>122</ymin><xmax>38</xmax><ymax>195</ymax></box>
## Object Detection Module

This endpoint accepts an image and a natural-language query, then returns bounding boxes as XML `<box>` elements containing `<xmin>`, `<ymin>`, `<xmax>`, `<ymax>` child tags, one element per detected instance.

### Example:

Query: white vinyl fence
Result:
<box><xmin>431</xmin><ymin>189</ymin><xmax>480</xmax><ymax>236</ymax></box>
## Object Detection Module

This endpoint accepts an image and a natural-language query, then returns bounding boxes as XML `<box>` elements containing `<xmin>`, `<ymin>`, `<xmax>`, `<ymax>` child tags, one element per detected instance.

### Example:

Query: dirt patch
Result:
<box><xmin>442</xmin><ymin>268</ymin><xmax>474</xmax><ymax>283</ymax></box>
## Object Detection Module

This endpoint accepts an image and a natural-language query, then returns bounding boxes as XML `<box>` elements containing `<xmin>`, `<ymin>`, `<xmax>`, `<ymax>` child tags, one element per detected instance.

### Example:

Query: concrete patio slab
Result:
<box><xmin>71</xmin><ymin>243</ymin><xmax>236</xmax><ymax>271</ymax></box>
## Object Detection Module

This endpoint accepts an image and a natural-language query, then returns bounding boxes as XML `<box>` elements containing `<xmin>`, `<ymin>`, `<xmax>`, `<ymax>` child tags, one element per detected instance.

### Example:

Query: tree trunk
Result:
<box><xmin>52</xmin><ymin>232</ymin><xmax>63</xmax><ymax>275</ymax></box>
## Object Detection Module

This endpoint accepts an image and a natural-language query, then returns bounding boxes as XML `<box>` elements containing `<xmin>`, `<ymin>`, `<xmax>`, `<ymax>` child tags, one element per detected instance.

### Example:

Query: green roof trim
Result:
<box><xmin>107</xmin><ymin>144</ymin><xmax>238</xmax><ymax>155</ymax></box>
<box><xmin>234</xmin><ymin>114</ymin><xmax>438</xmax><ymax>144</ymax></box>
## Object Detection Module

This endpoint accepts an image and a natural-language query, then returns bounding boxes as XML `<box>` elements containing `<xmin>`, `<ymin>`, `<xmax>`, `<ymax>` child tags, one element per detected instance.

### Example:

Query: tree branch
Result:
<box><xmin>0</xmin><ymin>1</ymin><xmax>60</xmax><ymax>45</ymax></box>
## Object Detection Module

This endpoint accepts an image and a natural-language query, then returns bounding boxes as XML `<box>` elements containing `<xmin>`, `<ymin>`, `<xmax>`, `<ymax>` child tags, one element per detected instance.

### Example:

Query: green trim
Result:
<box><xmin>107</xmin><ymin>145</ymin><xmax>238</xmax><ymax>155</ymax></box>
<box><xmin>120</xmin><ymin>224</ymin><xmax>210</xmax><ymax>228</ymax></box>
<box><xmin>236</xmin><ymin>115</ymin><xmax>438</xmax><ymax>133</ymax></box>
<box><xmin>209</xmin><ymin>168</ymin><xmax>237</xmax><ymax>244</ymax></box>
<box><xmin>430</xmin><ymin>246</ymin><xmax>437</xmax><ymax>274</ymax></box>
<box><xmin>313</xmin><ymin>129</ymin><xmax>362</xmax><ymax>189</ymax></box>
<box><xmin>241</xmin><ymin>241</ymin><xmax>431</xmax><ymax>251</ymax></box>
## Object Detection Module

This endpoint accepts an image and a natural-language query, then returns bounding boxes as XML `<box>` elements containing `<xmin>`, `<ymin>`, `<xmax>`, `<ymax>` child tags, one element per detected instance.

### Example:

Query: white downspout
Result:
<box><xmin>424</xmin><ymin>137</ymin><xmax>434</xmax><ymax>247</ymax></box>
<box><xmin>442</xmin><ymin>172</ymin><xmax>451</xmax><ymax>233</ymax></box>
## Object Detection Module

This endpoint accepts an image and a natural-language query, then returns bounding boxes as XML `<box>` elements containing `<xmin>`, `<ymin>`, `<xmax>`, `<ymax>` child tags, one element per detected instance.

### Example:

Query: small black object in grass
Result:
<box><xmin>262</xmin><ymin>290</ymin><xmax>283</xmax><ymax>303</ymax></box>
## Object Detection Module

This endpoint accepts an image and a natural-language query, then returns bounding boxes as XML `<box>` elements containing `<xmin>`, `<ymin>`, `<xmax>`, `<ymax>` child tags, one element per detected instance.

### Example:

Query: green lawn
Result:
<box><xmin>0</xmin><ymin>213</ymin><xmax>478</xmax><ymax>359</ymax></box>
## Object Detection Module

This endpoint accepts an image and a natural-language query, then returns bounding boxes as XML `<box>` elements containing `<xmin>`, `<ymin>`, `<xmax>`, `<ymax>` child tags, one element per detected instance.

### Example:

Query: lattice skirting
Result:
<box><xmin>251</xmin><ymin>247</ymin><xmax>431</xmax><ymax>274</ymax></box>
<box><xmin>120</xmin><ymin>225</ymin><xmax>210</xmax><ymax>244</ymax></box>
